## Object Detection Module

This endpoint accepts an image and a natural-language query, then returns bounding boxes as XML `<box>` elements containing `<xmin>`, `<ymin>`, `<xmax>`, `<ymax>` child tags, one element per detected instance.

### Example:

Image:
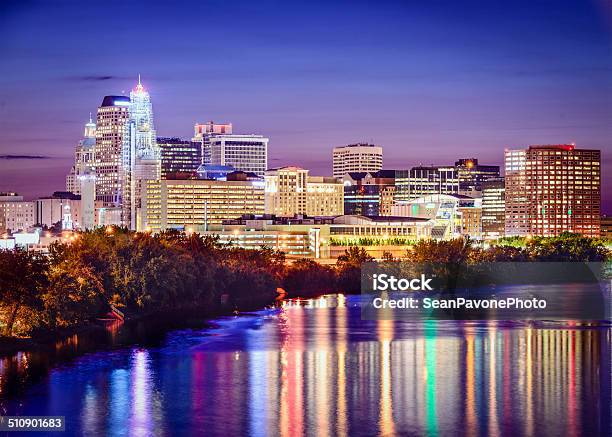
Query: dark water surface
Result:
<box><xmin>0</xmin><ymin>294</ymin><xmax>610</xmax><ymax>436</ymax></box>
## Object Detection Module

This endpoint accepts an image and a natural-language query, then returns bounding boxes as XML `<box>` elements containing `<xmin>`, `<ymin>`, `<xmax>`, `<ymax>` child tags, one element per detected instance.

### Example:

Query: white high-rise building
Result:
<box><xmin>209</xmin><ymin>134</ymin><xmax>268</xmax><ymax>176</ymax></box>
<box><xmin>66</xmin><ymin>117</ymin><xmax>96</xmax><ymax>195</ymax></box>
<box><xmin>332</xmin><ymin>143</ymin><xmax>383</xmax><ymax>178</ymax></box>
<box><xmin>122</xmin><ymin>76</ymin><xmax>160</xmax><ymax>230</ymax></box>
<box><xmin>92</xmin><ymin>95</ymin><xmax>131</xmax><ymax>207</ymax></box>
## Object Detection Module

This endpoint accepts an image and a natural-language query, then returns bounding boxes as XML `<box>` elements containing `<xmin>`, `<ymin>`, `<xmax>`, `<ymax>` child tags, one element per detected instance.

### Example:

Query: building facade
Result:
<box><xmin>392</xmin><ymin>194</ymin><xmax>481</xmax><ymax>239</ymax></box>
<box><xmin>395</xmin><ymin>166</ymin><xmax>459</xmax><ymax>201</ymax></box>
<box><xmin>455</xmin><ymin>158</ymin><xmax>500</xmax><ymax>197</ymax></box>
<box><xmin>145</xmin><ymin>172</ymin><xmax>265</xmax><ymax>232</ymax></box>
<box><xmin>123</xmin><ymin>77</ymin><xmax>161</xmax><ymax>231</ymax></box>
<box><xmin>505</xmin><ymin>145</ymin><xmax>600</xmax><ymax>237</ymax></box>
<box><xmin>342</xmin><ymin>170</ymin><xmax>396</xmax><ymax>216</ymax></box>
<box><xmin>207</xmin><ymin>214</ymin><xmax>433</xmax><ymax>259</ymax></box>
<box><xmin>601</xmin><ymin>215</ymin><xmax>612</xmax><ymax>240</ymax></box>
<box><xmin>158</xmin><ymin>137</ymin><xmax>201</xmax><ymax>179</ymax></box>
<box><xmin>264</xmin><ymin>167</ymin><xmax>343</xmax><ymax>217</ymax></box>
<box><xmin>481</xmin><ymin>177</ymin><xmax>505</xmax><ymax>239</ymax></box>
<box><xmin>209</xmin><ymin>134</ymin><xmax>268</xmax><ymax>176</ymax></box>
<box><xmin>66</xmin><ymin>117</ymin><xmax>96</xmax><ymax>195</ymax></box>
<box><xmin>332</xmin><ymin>143</ymin><xmax>383</xmax><ymax>178</ymax></box>
<box><xmin>0</xmin><ymin>193</ymin><xmax>36</xmax><ymax>233</ymax></box>
<box><xmin>35</xmin><ymin>192</ymin><xmax>82</xmax><ymax>230</ymax></box>
<box><xmin>193</xmin><ymin>121</ymin><xmax>233</xmax><ymax>165</ymax></box>
<box><xmin>92</xmin><ymin>95</ymin><xmax>131</xmax><ymax>207</ymax></box>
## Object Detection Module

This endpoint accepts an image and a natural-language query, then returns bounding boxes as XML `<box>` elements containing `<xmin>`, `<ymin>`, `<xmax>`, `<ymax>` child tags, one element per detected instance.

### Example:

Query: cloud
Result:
<box><xmin>67</xmin><ymin>75</ymin><xmax>121</xmax><ymax>82</ymax></box>
<box><xmin>79</xmin><ymin>75</ymin><xmax>115</xmax><ymax>81</ymax></box>
<box><xmin>0</xmin><ymin>154</ymin><xmax>50</xmax><ymax>159</ymax></box>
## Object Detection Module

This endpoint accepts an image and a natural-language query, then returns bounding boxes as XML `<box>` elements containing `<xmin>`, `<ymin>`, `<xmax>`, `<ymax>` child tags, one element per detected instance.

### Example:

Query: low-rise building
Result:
<box><xmin>145</xmin><ymin>171</ymin><xmax>265</xmax><ymax>232</ymax></box>
<box><xmin>342</xmin><ymin>170</ymin><xmax>396</xmax><ymax>216</ymax></box>
<box><xmin>0</xmin><ymin>193</ymin><xmax>36</xmax><ymax>233</ymax></box>
<box><xmin>205</xmin><ymin>214</ymin><xmax>432</xmax><ymax>259</ymax></box>
<box><xmin>35</xmin><ymin>192</ymin><xmax>83</xmax><ymax>230</ymax></box>
<box><xmin>392</xmin><ymin>194</ymin><xmax>482</xmax><ymax>239</ymax></box>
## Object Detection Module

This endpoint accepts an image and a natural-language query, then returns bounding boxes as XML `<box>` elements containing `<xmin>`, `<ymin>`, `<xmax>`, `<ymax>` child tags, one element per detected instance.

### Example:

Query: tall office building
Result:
<box><xmin>505</xmin><ymin>145</ymin><xmax>600</xmax><ymax>237</ymax></box>
<box><xmin>454</xmin><ymin>158</ymin><xmax>500</xmax><ymax>197</ymax></box>
<box><xmin>264</xmin><ymin>167</ymin><xmax>344</xmax><ymax>217</ymax></box>
<box><xmin>209</xmin><ymin>134</ymin><xmax>268</xmax><ymax>176</ymax></box>
<box><xmin>66</xmin><ymin>116</ymin><xmax>96</xmax><ymax>195</ymax></box>
<box><xmin>332</xmin><ymin>143</ymin><xmax>383</xmax><ymax>178</ymax></box>
<box><xmin>123</xmin><ymin>77</ymin><xmax>160</xmax><ymax>231</ymax></box>
<box><xmin>193</xmin><ymin>121</ymin><xmax>233</xmax><ymax>165</ymax></box>
<box><xmin>158</xmin><ymin>137</ymin><xmax>201</xmax><ymax>179</ymax></box>
<box><xmin>92</xmin><ymin>95</ymin><xmax>131</xmax><ymax>207</ymax></box>
<box><xmin>481</xmin><ymin>177</ymin><xmax>505</xmax><ymax>239</ymax></box>
<box><xmin>90</xmin><ymin>78</ymin><xmax>160</xmax><ymax>230</ymax></box>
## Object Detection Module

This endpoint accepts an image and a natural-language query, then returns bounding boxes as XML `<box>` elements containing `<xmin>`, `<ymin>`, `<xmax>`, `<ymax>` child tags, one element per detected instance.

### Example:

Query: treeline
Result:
<box><xmin>0</xmin><ymin>227</ymin><xmax>285</xmax><ymax>337</ymax></box>
<box><xmin>0</xmin><ymin>229</ymin><xmax>609</xmax><ymax>338</ymax></box>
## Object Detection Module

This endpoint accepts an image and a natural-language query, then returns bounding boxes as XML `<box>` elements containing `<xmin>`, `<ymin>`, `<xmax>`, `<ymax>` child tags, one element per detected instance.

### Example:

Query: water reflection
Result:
<box><xmin>0</xmin><ymin>294</ymin><xmax>610</xmax><ymax>436</ymax></box>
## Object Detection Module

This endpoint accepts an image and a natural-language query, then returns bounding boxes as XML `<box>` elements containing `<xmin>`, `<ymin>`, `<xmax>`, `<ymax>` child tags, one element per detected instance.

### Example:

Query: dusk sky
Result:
<box><xmin>0</xmin><ymin>0</ymin><xmax>611</xmax><ymax>210</ymax></box>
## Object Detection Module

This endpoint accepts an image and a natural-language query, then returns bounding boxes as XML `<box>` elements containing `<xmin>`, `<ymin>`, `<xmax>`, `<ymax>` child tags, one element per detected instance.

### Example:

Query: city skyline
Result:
<box><xmin>0</xmin><ymin>0</ymin><xmax>611</xmax><ymax>211</ymax></box>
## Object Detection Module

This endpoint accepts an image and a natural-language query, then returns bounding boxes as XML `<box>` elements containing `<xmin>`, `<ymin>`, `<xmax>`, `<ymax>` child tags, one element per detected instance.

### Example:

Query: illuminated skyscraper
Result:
<box><xmin>122</xmin><ymin>76</ymin><xmax>160</xmax><ymax>230</ymax></box>
<box><xmin>93</xmin><ymin>95</ymin><xmax>131</xmax><ymax>207</ymax></box>
<box><xmin>66</xmin><ymin>116</ymin><xmax>96</xmax><ymax>195</ymax></box>
<box><xmin>505</xmin><ymin>145</ymin><xmax>600</xmax><ymax>237</ymax></box>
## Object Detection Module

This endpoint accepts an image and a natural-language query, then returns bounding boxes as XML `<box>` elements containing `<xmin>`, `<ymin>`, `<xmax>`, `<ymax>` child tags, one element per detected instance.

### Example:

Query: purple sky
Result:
<box><xmin>0</xmin><ymin>0</ymin><xmax>611</xmax><ymax>211</ymax></box>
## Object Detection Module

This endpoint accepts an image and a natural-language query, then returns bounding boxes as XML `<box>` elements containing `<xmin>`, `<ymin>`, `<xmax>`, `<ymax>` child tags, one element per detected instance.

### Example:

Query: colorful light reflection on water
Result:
<box><xmin>0</xmin><ymin>294</ymin><xmax>610</xmax><ymax>436</ymax></box>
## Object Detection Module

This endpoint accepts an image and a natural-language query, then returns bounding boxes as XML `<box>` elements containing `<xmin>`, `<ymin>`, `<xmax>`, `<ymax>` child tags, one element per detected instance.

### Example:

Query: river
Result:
<box><xmin>0</xmin><ymin>294</ymin><xmax>610</xmax><ymax>436</ymax></box>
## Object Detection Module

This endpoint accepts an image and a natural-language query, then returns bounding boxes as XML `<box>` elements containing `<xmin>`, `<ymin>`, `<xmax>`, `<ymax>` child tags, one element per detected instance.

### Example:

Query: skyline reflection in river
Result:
<box><xmin>0</xmin><ymin>294</ymin><xmax>610</xmax><ymax>436</ymax></box>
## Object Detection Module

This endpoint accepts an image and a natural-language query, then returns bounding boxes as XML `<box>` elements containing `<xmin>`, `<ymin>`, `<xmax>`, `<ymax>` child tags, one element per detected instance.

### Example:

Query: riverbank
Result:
<box><xmin>0</xmin><ymin>231</ymin><xmax>608</xmax><ymax>356</ymax></box>
<box><xmin>0</xmin><ymin>304</ymin><xmax>236</xmax><ymax>358</ymax></box>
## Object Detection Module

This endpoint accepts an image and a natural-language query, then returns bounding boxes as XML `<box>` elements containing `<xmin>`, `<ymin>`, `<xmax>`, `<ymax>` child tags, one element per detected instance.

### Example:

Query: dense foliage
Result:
<box><xmin>0</xmin><ymin>227</ymin><xmax>284</xmax><ymax>337</ymax></box>
<box><xmin>0</xmin><ymin>229</ymin><xmax>608</xmax><ymax>337</ymax></box>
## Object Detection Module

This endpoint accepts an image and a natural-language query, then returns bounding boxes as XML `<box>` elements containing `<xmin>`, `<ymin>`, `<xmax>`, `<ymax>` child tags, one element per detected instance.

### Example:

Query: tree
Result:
<box><xmin>0</xmin><ymin>249</ymin><xmax>48</xmax><ymax>336</ymax></box>
<box><xmin>283</xmin><ymin>259</ymin><xmax>336</xmax><ymax>297</ymax></box>
<box><xmin>44</xmin><ymin>259</ymin><xmax>105</xmax><ymax>328</ymax></box>
<box><xmin>336</xmin><ymin>247</ymin><xmax>374</xmax><ymax>293</ymax></box>
<box><xmin>525</xmin><ymin>232</ymin><xmax>610</xmax><ymax>261</ymax></box>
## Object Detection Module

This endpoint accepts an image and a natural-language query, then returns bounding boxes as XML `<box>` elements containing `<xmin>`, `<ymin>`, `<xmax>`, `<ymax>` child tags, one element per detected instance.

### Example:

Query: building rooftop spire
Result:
<box><xmin>134</xmin><ymin>74</ymin><xmax>145</xmax><ymax>93</ymax></box>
